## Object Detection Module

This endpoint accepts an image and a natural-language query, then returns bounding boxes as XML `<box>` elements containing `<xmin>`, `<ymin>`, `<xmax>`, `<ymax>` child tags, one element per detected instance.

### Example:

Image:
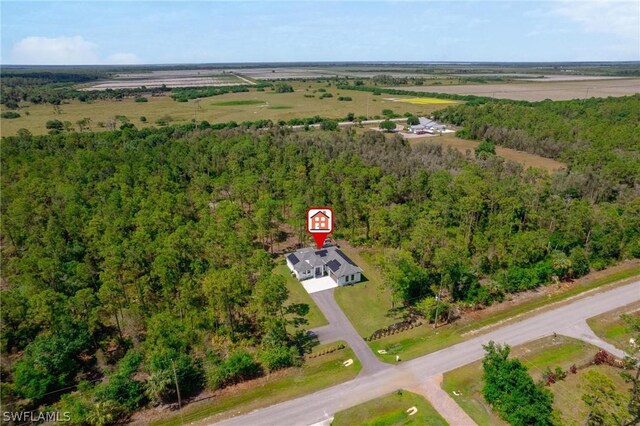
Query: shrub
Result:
<box><xmin>139</xmin><ymin>116</ymin><xmax>147</xmax><ymax>123</ymax></box>
<box><xmin>46</xmin><ymin>119</ymin><xmax>64</xmax><ymax>130</ymax></box>
<box><xmin>407</xmin><ymin>116</ymin><xmax>419</xmax><ymax>126</ymax></box>
<box><xmin>155</xmin><ymin>115</ymin><xmax>173</xmax><ymax>126</ymax></box>
<box><xmin>379</xmin><ymin>119</ymin><xmax>396</xmax><ymax>132</ymax></box>
<box><xmin>208</xmin><ymin>350</ymin><xmax>262</xmax><ymax>389</ymax></box>
<box><xmin>260</xmin><ymin>345</ymin><xmax>300</xmax><ymax>372</ymax></box>
<box><xmin>337</xmin><ymin>96</ymin><xmax>352</xmax><ymax>101</ymax></box>
<box><xmin>275</xmin><ymin>83</ymin><xmax>294</xmax><ymax>93</ymax></box>
<box><xmin>475</xmin><ymin>139</ymin><xmax>496</xmax><ymax>158</ymax></box>
<box><xmin>95</xmin><ymin>352</ymin><xmax>145</xmax><ymax>412</ymax></box>
<box><xmin>320</xmin><ymin>120</ymin><xmax>338</xmax><ymax>131</ymax></box>
<box><xmin>1</xmin><ymin>111</ymin><xmax>21</xmax><ymax>119</ymax></box>
<box><xmin>594</xmin><ymin>350</ymin><xmax>615</xmax><ymax>366</ymax></box>
<box><xmin>134</xmin><ymin>96</ymin><xmax>148</xmax><ymax>103</ymax></box>
<box><xmin>320</xmin><ymin>93</ymin><xmax>333</xmax><ymax>99</ymax></box>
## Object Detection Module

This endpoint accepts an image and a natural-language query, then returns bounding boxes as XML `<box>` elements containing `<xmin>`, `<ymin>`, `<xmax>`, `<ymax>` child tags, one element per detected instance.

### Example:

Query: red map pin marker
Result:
<box><xmin>307</xmin><ymin>207</ymin><xmax>333</xmax><ymax>249</ymax></box>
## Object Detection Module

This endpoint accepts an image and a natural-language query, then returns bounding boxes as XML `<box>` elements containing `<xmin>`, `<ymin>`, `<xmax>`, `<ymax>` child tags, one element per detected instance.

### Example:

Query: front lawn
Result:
<box><xmin>275</xmin><ymin>264</ymin><xmax>328</xmax><ymax>329</ymax></box>
<box><xmin>331</xmin><ymin>389</ymin><xmax>448</xmax><ymax>426</ymax></box>
<box><xmin>334</xmin><ymin>245</ymin><xmax>397</xmax><ymax>337</ymax></box>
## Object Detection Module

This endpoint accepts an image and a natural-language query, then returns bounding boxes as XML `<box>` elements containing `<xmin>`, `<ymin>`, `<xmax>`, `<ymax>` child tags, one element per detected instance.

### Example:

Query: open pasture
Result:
<box><xmin>1</xmin><ymin>82</ymin><xmax>448</xmax><ymax>136</ymax></box>
<box><xmin>393</xmin><ymin>78</ymin><xmax>640</xmax><ymax>101</ymax></box>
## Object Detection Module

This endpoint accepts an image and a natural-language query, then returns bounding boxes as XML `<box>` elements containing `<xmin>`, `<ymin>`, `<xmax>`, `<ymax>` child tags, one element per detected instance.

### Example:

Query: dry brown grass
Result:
<box><xmin>412</xmin><ymin>133</ymin><xmax>566</xmax><ymax>172</ymax></box>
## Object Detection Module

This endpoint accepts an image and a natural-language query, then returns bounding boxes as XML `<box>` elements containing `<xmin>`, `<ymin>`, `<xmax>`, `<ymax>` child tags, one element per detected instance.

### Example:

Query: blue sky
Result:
<box><xmin>1</xmin><ymin>1</ymin><xmax>639</xmax><ymax>64</ymax></box>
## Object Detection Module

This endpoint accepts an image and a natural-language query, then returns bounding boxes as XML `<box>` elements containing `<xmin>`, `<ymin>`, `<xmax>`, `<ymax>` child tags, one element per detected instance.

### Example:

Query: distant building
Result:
<box><xmin>285</xmin><ymin>246</ymin><xmax>362</xmax><ymax>285</ymax></box>
<box><xmin>409</xmin><ymin>117</ymin><xmax>446</xmax><ymax>134</ymax></box>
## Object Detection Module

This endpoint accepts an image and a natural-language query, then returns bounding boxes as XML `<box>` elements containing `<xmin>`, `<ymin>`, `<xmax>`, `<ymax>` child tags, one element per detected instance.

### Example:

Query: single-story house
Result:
<box><xmin>409</xmin><ymin>117</ymin><xmax>446</xmax><ymax>134</ymax></box>
<box><xmin>286</xmin><ymin>246</ymin><xmax>363</xmax><ymax>285</ymax></box>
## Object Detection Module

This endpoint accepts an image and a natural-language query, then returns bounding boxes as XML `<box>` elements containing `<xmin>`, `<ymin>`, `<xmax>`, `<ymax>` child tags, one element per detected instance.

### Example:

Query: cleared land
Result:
<box><xmin>1</xmin><ymin>82</ymin><xmax>447</xmax><ymax>136</ymax></box>
<box><xmin>81</xmin><ymin>69</ymin><xmax>247</xmax><ymax>90</ymax></box>
<box><xmin>441</xmin><ymin>336</ymin><xmax>630</xmax><ymax>426</ymax></box>
<box><xmin>392</xmin><ymin>78</ymin><xmax>640</xmax><ymax>101</ymax></box>
<box><xmin>587</xmin><ymin>302</ymin><xmax>640</xmax><ymax>350</ymax></box>
<box><xmin>412</xmin><ymin>133</ymin><xmax>567</xmax><ymax>172</ymax></box>
<box><xmin>146</xmin><ymin>341</ymin><xmax>360</xmax><ymax>426</ymax></box>
<box><xmin>331</xmin><ymin>390</ymin><xmax>448</xmax><ymax>426</ymax></box>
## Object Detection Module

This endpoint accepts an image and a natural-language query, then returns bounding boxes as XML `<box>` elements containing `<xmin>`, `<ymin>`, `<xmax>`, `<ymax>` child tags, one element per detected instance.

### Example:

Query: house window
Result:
<box><xmin>350</xmin><ymin>274</ymin><xmax>354</xmax><ymax>281</ymax></box>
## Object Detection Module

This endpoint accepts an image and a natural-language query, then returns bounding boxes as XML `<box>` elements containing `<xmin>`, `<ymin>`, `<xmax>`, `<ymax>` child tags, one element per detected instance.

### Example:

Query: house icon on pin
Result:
<box><xmin>310</xmin><ymin>210</ymin><xmax>331</xmax><ymax>231</ymax></box>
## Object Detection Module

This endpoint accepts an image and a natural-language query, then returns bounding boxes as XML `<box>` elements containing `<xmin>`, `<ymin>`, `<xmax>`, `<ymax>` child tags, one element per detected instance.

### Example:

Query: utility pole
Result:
<box><xmin>171</xmin><ymin>359</ymin><xmax>184</xmax><ymax>425</ymax></box>
<box><xmin>433</xmin><ymin>280</ymin><xmax>444</xmax><ymax>329</ymax></box>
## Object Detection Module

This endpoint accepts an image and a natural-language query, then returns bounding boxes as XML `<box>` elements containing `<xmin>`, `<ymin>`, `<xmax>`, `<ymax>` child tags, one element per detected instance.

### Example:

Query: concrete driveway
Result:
<box><xmin>302</xmin><ymin>276</ymin><xmax>338</xmax><ymax>294</ymax></box>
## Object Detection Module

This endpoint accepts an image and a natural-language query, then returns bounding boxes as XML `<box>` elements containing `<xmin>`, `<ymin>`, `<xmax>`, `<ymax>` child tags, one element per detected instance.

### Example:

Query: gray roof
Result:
<box><xmin>286</xmin><ymin>246</ymin><xmax>362</xmax><ymax>278</ymax></box>
<box><xmin>413</xmin><ymin>117</ymin><xmax>446</xmax><ymax>130</ymax></box>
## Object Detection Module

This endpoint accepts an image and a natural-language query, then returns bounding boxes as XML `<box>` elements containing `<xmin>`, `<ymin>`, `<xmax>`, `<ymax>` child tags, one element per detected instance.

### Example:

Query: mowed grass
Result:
<box><xmin>333</xmin><ymin>244</ymin><xmax>397</xmax><ymax>337</ymax></box>
<box><xmin>275</xmin><ymin>264</ymin><xmax>328</xmax><ymax>329</ymax></box>
<box><xmin>210</xmin><ymin>99</ymin><xmax>266</xmax><ymax>106</ymax></box>
<box><xmin>152</xmin><ymin>342</ymin><xmax>360</xmax><ymax>426</ymax></box>
<box><xmin>368</xmin><ymin>264</ymin><xmax>640</xmax><ymax>363</ymax></box>
<box><xmin>1</xmin><ymin>81</ymin><xmax>449</xmax><ymax>136</ymax></box>
<box><xmin>412</xmin><ymin>133</ymin><xmax>566</xmax><ymax>172</ymax></box>
<box><xmin>587</xmin><ymin>302</ymin><xmax>640</xmax><ymax>350</ymax></box>
<box><xmin>331</xmin><ymin>390</ymin><xmax>448</xmax><ymax>426</ymax></box>
<box><xmin>441</xmin><ymin>336</ymin><xmax>629</xmax><ymax>426</ymax></box>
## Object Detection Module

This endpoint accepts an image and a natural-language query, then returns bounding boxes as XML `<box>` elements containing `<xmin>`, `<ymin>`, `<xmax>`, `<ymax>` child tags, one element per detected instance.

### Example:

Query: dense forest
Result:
<box><xmin>1</xmin><ymin>94</ymin><xmax>639</xmax><ymax>422</ymax></box>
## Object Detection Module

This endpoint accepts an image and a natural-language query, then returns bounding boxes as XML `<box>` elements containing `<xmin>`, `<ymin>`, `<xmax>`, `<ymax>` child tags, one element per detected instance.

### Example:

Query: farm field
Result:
<box><xmin>411</xmin><ymin>133</ymin><xmax>567</xmax><ymax>172</ymax></box>
<box><xmin>0</xmin><ymin>82</ymin><xmax>449</xmax><ymax>136</ymax></box>
<box><xmin>441</xmin><ymin>336</ymin><xmax>630</xmax><ymax>426</ymax></box>
<box><xmin>331</xmin><ymin>390</ymin><xmax>448</xmax><ymax>426</ymax></box>
<box><xmin>81</xmin><ymin>69</ymin><xmax>248</xmax><ymax>90</ymax></box>
<box><xmin>392</xmin><ymin>78</ymin><xmax>640</xmax><ymax>101</ymax></box>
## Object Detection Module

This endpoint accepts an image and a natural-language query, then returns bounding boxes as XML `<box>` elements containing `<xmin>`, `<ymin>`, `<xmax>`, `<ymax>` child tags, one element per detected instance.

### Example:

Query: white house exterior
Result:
<box><xmin>409</xmin><ymin>117</ymin><xmax>446</xmax><ymax>134</ymax></box>
<box><xmin>286</xmin><ymin>246</ymin><xmax>362</xmax><ymax>285</ymax></box>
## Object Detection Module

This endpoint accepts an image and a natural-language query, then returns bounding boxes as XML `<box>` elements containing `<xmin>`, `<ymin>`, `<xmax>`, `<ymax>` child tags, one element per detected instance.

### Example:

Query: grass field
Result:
<box><xmin>441</xmin><ymin>336</ymin><xmax>629</xmax><ymax>426</ymax></box>
<box><xmin>587</xmin><ymin>302</ymin><xmax>640</xmax><ymax>350</ymax></box>
<box><xmin>1</xmin><ymin>81</ymin><xmax>450</xmax><ymax>136</ymax></box>
<box><xmin>331</xmin><ymin>390</ymin><xmax>448</xmax><ymax>426</ymax></box>
<box><xmin>151</xmin><ymin>341</ymin><xmax>360</xmax><ymax>426</ymax></box>
<box><xmin>275</xmin><ymin>264</ymin><xmax>328</xmax><ymax>329</ymax></box>
<box><xmin>392</xmin><ymin>78</ymin><xmax>640</xmax><ymax>101</ymax></box>
<box><xmin>368</xmin><ymin>263</ymin><xmax>640</xmax><ymax>363</ymax></box>
<box><xmin>412</xmin><ymin>133</ymin><xmax>567</xmax><ymax>172</ymax></box>
<box><xmin>333</xmin><ymin>244</ymin><xmax>397</xmax><ymax>337</ymax></box>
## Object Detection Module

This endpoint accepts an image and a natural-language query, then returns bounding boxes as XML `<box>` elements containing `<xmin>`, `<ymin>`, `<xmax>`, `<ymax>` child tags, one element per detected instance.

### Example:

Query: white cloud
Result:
<box><xmin>9</xmin><ymin>36</ymin><xmax>140</xmax><ymax>65</ymax></box>
<box><xmin>554</xmin><ymin>0</ymin><xmax>640</xmax><ymax>39</ymax></box>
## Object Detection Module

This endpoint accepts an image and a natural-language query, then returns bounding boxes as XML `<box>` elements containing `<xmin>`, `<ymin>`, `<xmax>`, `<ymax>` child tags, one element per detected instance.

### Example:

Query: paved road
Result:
<box><xmin>310</xmin><ymin>289</ymin><xmax>390</xmax><ymax>376</ymax></box>
<box><xmin>215</xmin><ymin>280</ymin><xmax>640</xmax><ymax>426</ymax></box>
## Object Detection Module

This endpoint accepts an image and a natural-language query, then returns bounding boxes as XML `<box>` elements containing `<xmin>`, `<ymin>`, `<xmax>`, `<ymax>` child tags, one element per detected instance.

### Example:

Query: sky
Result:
<box><xmin>1</xmin><ymin>1</ymin><xmax>639</xmax><ymax>65</ymax></box>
